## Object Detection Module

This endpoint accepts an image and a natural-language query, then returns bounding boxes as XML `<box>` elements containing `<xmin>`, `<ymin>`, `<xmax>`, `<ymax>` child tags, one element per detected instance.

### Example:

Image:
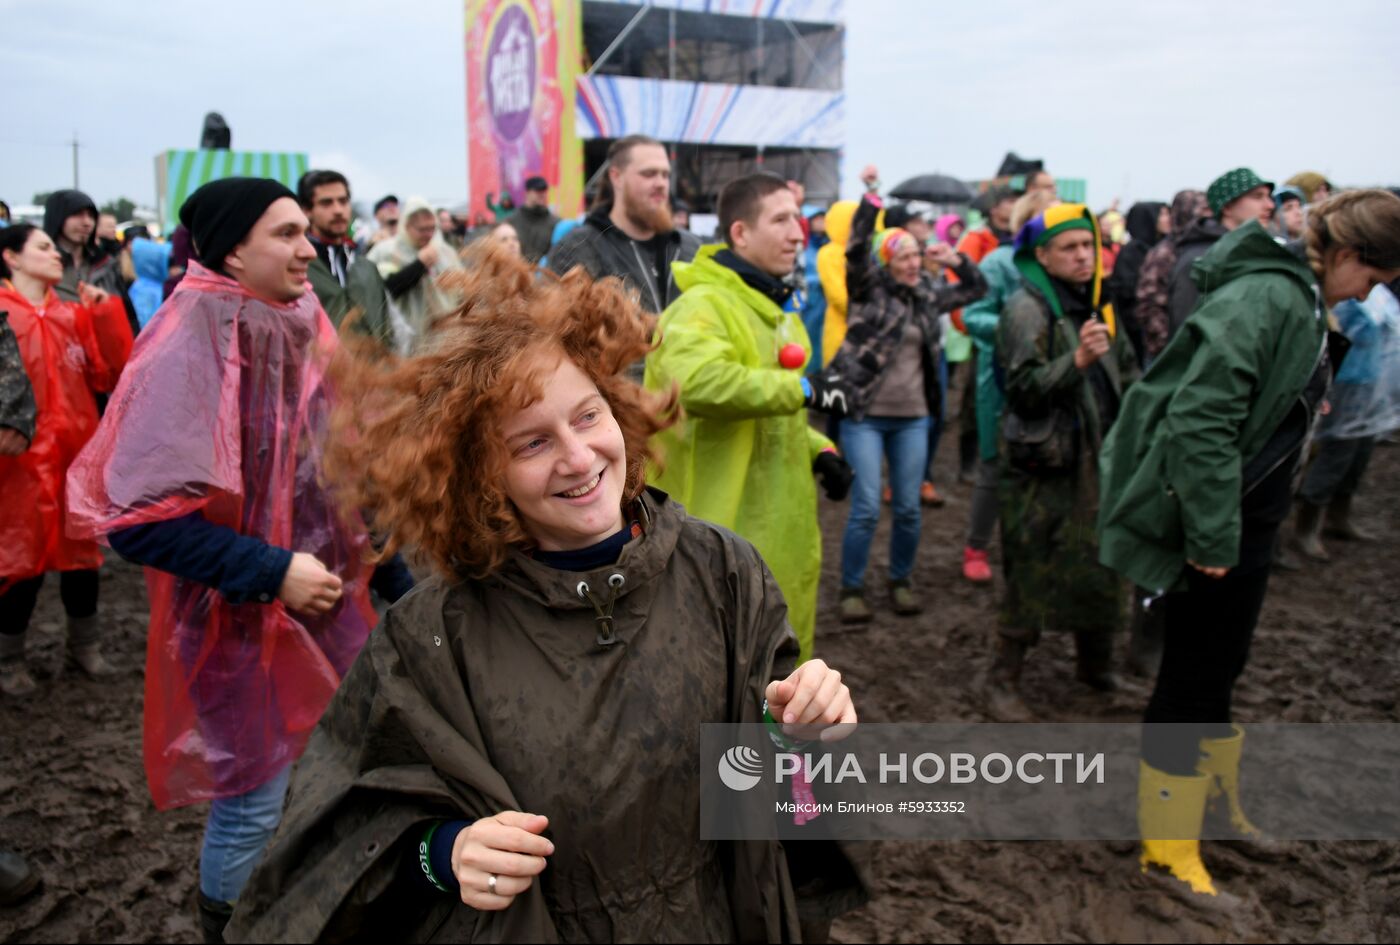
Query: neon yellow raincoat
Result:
<box><xmin>645</xmin><ymin>245</ymin><xmax>833</xmax><ymax>661</ymax></box>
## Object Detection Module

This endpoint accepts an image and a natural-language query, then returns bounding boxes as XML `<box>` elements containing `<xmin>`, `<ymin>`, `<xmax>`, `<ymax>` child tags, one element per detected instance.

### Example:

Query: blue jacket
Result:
<box><xmin>129</xmin><ymin>238</ymin><xmax>172</xmax><ymax>328</ymax></box>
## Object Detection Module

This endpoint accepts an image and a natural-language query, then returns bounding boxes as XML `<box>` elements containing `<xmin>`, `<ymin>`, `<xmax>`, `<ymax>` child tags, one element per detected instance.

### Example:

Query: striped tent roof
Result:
<box><xmin>157</xmin><ymin>149</ymin><xmax>309</xmax><ymax>228</ymax></box>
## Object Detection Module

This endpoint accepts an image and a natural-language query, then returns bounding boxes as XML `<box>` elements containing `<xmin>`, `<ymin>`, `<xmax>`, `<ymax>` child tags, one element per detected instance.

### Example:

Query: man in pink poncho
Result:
<box><xmin>66</xmin><ymin>177</ymin><xmax>410</xmax><ymax>941</ymax></box>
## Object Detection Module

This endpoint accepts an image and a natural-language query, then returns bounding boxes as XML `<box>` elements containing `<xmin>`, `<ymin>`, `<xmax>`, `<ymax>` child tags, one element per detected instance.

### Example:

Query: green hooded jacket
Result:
<box><xmin>1098</xmin><ymin>221</ymin><xmax>1327</xmax><ymax>591</ymax></box>
<box><xmin>645</xmin><ymin>245</ymin><xmax>833</xmax><ymax>662</ymax></box>
<box><xmin>307</xmin><ymin>255</ymin><xmax>396</xmax><ymax>348</ymax></box>
<box><xmin>962</xmin><ymin>245</ymin><xmax>1018</xmax><ymax>460</ymax></box>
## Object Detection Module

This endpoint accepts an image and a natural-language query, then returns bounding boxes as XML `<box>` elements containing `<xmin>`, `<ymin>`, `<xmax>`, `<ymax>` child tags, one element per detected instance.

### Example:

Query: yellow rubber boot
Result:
<box><xmin>1197</xmin><ymin>725</ymin><xmax>1260</xmax><ymax>835</ymax></box>
<box><xmin>1137</xmin><ymin>760</ymin><xmax>1225</xmax><ymax>897</ymax></box>
<box><xmin>1198</xmin><ymin>725</ymin><xmax>1289</xmax><ymax>858</ymax></box>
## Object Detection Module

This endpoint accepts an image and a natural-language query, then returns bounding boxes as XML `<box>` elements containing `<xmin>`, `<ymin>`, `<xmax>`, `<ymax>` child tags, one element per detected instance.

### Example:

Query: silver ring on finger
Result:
<box><xmin>488</xmin><ymin>873</ymin><xmax>498</xmax><ymax>895</ymax></box>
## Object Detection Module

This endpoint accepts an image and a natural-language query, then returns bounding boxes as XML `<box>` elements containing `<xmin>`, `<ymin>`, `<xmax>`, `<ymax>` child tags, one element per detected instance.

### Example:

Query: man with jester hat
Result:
<box><xmin>983</xmin><ymin>204</ymin><xmax>1140</xmax><ymax>721</ymax></box>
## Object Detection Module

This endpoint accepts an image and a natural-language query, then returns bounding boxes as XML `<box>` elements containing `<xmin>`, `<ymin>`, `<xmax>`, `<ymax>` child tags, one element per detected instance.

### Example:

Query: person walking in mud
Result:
<box><xmin>1099</xmin><ymin>189</ymin><xmax>1400</xmax><ymax>907</ymax></box>
<box><xmin>983</xmin><ymin>204</ymin><xmax>1139</xmax><ymax>721</ymax></box>
<box><xmin>65</xmin><ymin>178</ymin><xmax>412</xmax><ymax>942</ymax></box>
<box><xmin>825</xmin><ymin>167</ymin><xmax>988</xmax><ymax>623</ymax></box>
<box><xmin>0</xmin><ymin>223</ymin><xmax>133</xmax><ymax>696</ymax></box>
<box><xmin>0</xmin><ymin>306</ymin><xmax>41</xmax><ymax>904</ymax></box>
<box><xmin>225</xmin><ymin>243</ymin><xmax>866</xmax><ymax>943</ymax></box>
<box><xmin>645</xmin><ymin>172</ymin><xmax>855</xmax><ymax>664</ymax></box>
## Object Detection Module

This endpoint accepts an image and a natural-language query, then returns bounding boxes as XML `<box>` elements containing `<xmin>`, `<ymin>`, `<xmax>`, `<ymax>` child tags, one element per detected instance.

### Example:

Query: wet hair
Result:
<box><xmin>594</xmin><ymin>135</ymin><xmax>665</xmax><ymax>210</ymax></box>
<box><xmin>717</xmin><ymin>172</ymin><xmax>790</xmax><ymax>247</ymax></box>
<box><xmin>1303</xmin><ymin>189</ymin><xmax>1400</xmax><ymax>278</ymax></box>
<box><xmin>324</xmin><ymin>244</ymin><xmax>680</xmax><ymax>580</ymax></box>
<box><xmin>0</xmin><ymin>224</ymin><xmax>40</xmax><ymax>279</ymax></box>
<box><xmin>608</xmin><ymin>134</ymin><xmax>662</xmax><ymax>171</ymax></box>
<box><xmin>296</xmin><ymin>169</ymin><xmax>350</xmax><ymax>208</ymax></box>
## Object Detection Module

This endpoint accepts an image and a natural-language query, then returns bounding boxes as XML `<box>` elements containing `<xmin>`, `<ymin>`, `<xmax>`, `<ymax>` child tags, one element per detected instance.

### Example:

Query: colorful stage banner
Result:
<box><xmin>466</xmin><ymin>0</ymin><xmax>583</xmax><ymax>219</ymax></box>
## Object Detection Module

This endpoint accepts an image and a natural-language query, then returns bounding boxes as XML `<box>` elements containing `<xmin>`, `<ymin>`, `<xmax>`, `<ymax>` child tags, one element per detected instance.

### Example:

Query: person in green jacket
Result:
<box><xmin>1097</xmin><ymin>190</ymin><xmax>1400</xmax><ymax>908</ymax></box>
<box><xmin>985</xmin><ymin>204</ymin><xmax>1139</xmax><ymax>722</ymax></box>
<box><xmin>298</xmin><ymin>170</ymin><xmax>397</xmax><ymax>349</ymax></box>
<box><xmin>646</xmin><ymin>173</ymin><xmax>855</xmax><ymax>663</ymax></box>
<box><xmin>959</xmin><ymin>188</ymin><xmax>1061</xmax><ymax>584</ymax></box>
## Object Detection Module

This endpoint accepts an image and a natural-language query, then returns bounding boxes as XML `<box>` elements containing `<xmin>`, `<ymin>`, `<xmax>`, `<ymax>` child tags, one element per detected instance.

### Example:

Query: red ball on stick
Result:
<box><xmin>778</xmin><ymin>343</ymin><xmax>806</xmax><ymax>370</ymax></box>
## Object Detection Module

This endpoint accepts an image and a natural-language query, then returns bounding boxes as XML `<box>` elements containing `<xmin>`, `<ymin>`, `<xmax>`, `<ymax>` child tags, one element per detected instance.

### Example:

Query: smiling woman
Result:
<box><xmin>323</xmin><ymin>245</ymin><xmax>676</xmax><ymax>578</ymax></box>
<box><xmin>227</xmin><ymin>244</ymin><xmax>867</xmax><ymax>943</ymax></box>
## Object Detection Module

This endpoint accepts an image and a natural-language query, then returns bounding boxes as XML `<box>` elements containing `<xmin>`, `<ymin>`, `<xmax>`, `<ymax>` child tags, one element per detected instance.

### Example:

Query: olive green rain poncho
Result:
<box><xmin>227</xmin><ymin>491</ymin><xmax>865</xmax><ymax>942</ymax></box>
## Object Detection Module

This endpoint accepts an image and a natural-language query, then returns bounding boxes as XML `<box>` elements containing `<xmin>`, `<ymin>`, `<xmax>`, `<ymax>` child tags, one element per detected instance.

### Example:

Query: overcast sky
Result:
<box><xmin>6</xmin><ymin>0</ymin><xmax>1397</xmax><ymax>218</ymax></box>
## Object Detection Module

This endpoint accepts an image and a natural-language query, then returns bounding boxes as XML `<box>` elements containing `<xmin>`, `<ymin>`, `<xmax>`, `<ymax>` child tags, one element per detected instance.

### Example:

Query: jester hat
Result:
<box><xmin>1012</xmin><ymin>203</ymin><xmax>1114</xmax><ymax>334</ymax></box>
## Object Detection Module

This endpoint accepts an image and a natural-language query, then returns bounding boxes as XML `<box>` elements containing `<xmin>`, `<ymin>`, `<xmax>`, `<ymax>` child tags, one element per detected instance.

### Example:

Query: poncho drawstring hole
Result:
<box><xmin>576</xmin><ymin>576</ymin><xmax>624</xmax><ymax>646</ymax></box>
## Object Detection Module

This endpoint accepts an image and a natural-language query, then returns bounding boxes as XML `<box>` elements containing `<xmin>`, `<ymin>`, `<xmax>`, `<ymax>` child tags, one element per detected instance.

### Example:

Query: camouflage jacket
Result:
<box><xmin>1134</xmin><ymin>239</ymin><xmax>1177</xmax><ymax>360</ymax></box>
<box><xmin>0</xmin><ymin>311</ymin><xmax>36</xmax><ymax>442</ymax></box>
<box><xmin>1136</xmin><ymin>190</ymin><xmax>1209</xmax><ymax>360</ymax></box>
<box><xmin>997</xmin><ymin>281</ymin><xmax>1139</xmax><ymax>466</ymax></box>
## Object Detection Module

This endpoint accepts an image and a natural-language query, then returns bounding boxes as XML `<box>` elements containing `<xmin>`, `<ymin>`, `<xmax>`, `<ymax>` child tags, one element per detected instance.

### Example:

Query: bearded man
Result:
<box><xmin>548</xmin><ymin>135</ymin><xmax>700</xmax><ymax>317</ymax></box>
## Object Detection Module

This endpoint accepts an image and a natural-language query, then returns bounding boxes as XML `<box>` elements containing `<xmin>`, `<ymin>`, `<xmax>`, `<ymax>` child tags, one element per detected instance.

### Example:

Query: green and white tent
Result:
<box><xmin>156</xmin><ymin>149</ymin><xmax>309</xmax><ymax>230</ymax></box>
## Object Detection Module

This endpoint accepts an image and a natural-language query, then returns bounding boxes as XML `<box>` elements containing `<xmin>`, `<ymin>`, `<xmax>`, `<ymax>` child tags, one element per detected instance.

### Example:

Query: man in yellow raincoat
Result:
<box><xmin>646</xmin><ymin>173</ymin><xmax>855</xmax><ymax>661</ymax></box>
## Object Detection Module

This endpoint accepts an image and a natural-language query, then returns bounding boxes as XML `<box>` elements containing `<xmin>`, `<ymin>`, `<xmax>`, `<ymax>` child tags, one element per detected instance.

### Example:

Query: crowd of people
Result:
<box><xmin>2</xmin><ymin>140</ymin><xmax>1399</xmax><ymax>941</ymax></box>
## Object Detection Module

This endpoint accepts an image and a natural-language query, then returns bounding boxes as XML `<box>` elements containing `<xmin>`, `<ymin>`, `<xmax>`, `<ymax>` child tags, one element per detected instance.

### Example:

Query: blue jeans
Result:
<box><xmin>200</xmin><ymin>765</ymin><xmax>292</xmax><ymax>903</ymax></box>
<box><xmin>840</xmin><ymin>415</ymin><xmax>931</xmax><ymax>588</ymax></box>
<box><xmin>924</xmin><ymin>351</ymin><xmax>949</xmax><ymax>482</ymax></box>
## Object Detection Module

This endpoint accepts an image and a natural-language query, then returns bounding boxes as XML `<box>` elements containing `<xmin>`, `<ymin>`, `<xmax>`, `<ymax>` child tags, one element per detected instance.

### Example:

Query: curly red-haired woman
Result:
<box><xmin>229</xmin><ymin>249</ymin><xmax>867</xmax><ymax>943</ymax></box>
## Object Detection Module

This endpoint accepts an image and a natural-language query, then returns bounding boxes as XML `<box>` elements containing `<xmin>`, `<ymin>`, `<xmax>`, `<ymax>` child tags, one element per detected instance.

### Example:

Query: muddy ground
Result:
<box><xmin>3</xmin><ymin>388</ymin><xmax>1397</xmax><ymax>943</ymax></box>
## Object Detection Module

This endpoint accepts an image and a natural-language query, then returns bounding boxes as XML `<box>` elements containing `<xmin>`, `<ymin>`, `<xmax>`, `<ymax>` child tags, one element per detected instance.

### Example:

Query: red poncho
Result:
<box><xmin>66</xmin><ymin>263</ymin><xmax>375</xmax><ymax>809</ymax></box>
<box><xmin>0</xmin><ymin>282</ymin><xmax>131</xmax><ymax>580</ymax></box>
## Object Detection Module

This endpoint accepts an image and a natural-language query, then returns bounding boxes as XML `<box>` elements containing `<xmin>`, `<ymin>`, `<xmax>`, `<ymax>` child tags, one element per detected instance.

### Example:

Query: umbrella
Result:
<box><xmin>889</xmin><ymin>174</ymin><xmax>974</xmax><ymax>204</ymax></box>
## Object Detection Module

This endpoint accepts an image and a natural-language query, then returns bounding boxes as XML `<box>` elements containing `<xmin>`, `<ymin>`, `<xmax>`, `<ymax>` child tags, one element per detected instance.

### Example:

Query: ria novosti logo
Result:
<box><xmin>716</xmin><ymin>743</ymin><xmax>1107</xmax><ymax>792</ymax></box>
<box><xmin>717</xmin><ymin>746</ymin><xmax>764</xmax><ymax>792</ymax></box>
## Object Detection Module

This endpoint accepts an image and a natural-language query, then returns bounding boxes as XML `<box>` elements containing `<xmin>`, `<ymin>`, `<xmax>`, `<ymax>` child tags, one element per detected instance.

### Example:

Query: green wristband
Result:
<box><xmin>763</xmin><ymin>699</ymin><xmax>802</xmax><ymax>752</ymax></box>
<box><xmin>418</xmin><ymin>822</ymin><xmax>450</xmax><ymax>893</ymax></box>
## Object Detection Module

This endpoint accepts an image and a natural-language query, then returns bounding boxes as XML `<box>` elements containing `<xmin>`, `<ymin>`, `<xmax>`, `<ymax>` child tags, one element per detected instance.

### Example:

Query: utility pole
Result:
<box><xmin>71</xmin><ymin>132</ymin><xmax>80</xmax><ymax>188</ymax></box>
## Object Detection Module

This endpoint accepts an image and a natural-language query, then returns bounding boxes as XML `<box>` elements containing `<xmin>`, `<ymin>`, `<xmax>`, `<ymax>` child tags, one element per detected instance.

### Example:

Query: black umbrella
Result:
<box><xmin>889</xmin><ymin>173</ymin><xmax>974</xmax><ymax>204</ymax></box>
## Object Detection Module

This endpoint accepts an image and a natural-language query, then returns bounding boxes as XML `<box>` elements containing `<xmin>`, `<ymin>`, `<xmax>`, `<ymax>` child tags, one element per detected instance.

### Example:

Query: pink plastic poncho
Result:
<box><xmin>66</xmin><ymin>263</ymin><xmax>375</xmax><ymax>810</ymax></box>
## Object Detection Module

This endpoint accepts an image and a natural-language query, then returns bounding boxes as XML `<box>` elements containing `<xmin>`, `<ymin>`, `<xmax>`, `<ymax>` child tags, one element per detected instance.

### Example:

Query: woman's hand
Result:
<box><xmin>1187</xmin><ymin>560</ymin><xmax>1229</xmax><ymax>579</ymax></box>
<box><xmin>766</xmin><ymin>658</ymin><xmax>857</xmax><ymax>742</ymax></box>
<box><xmin>77</xmin><ymin>281</ymin><xmax>109</xmax><ymax>307</ymax></box>
<box><xmin>452</xmin><ymin>811</ymin><xmax>553</xmax><ymax>911</ymax></box>
<box><xmin>277</xmin><ymin>552</ymin><xmax>343</xmax><ymax>614</ymax></box>
<box><xmin>0</xmin><ymin>427</ymin><xmax>28</xmax><ymax>455</ymax></box>
<box><xmin>925</xmin><ymin>244</ymin><xmax>960</xmax><ymax>269</ymax></box>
